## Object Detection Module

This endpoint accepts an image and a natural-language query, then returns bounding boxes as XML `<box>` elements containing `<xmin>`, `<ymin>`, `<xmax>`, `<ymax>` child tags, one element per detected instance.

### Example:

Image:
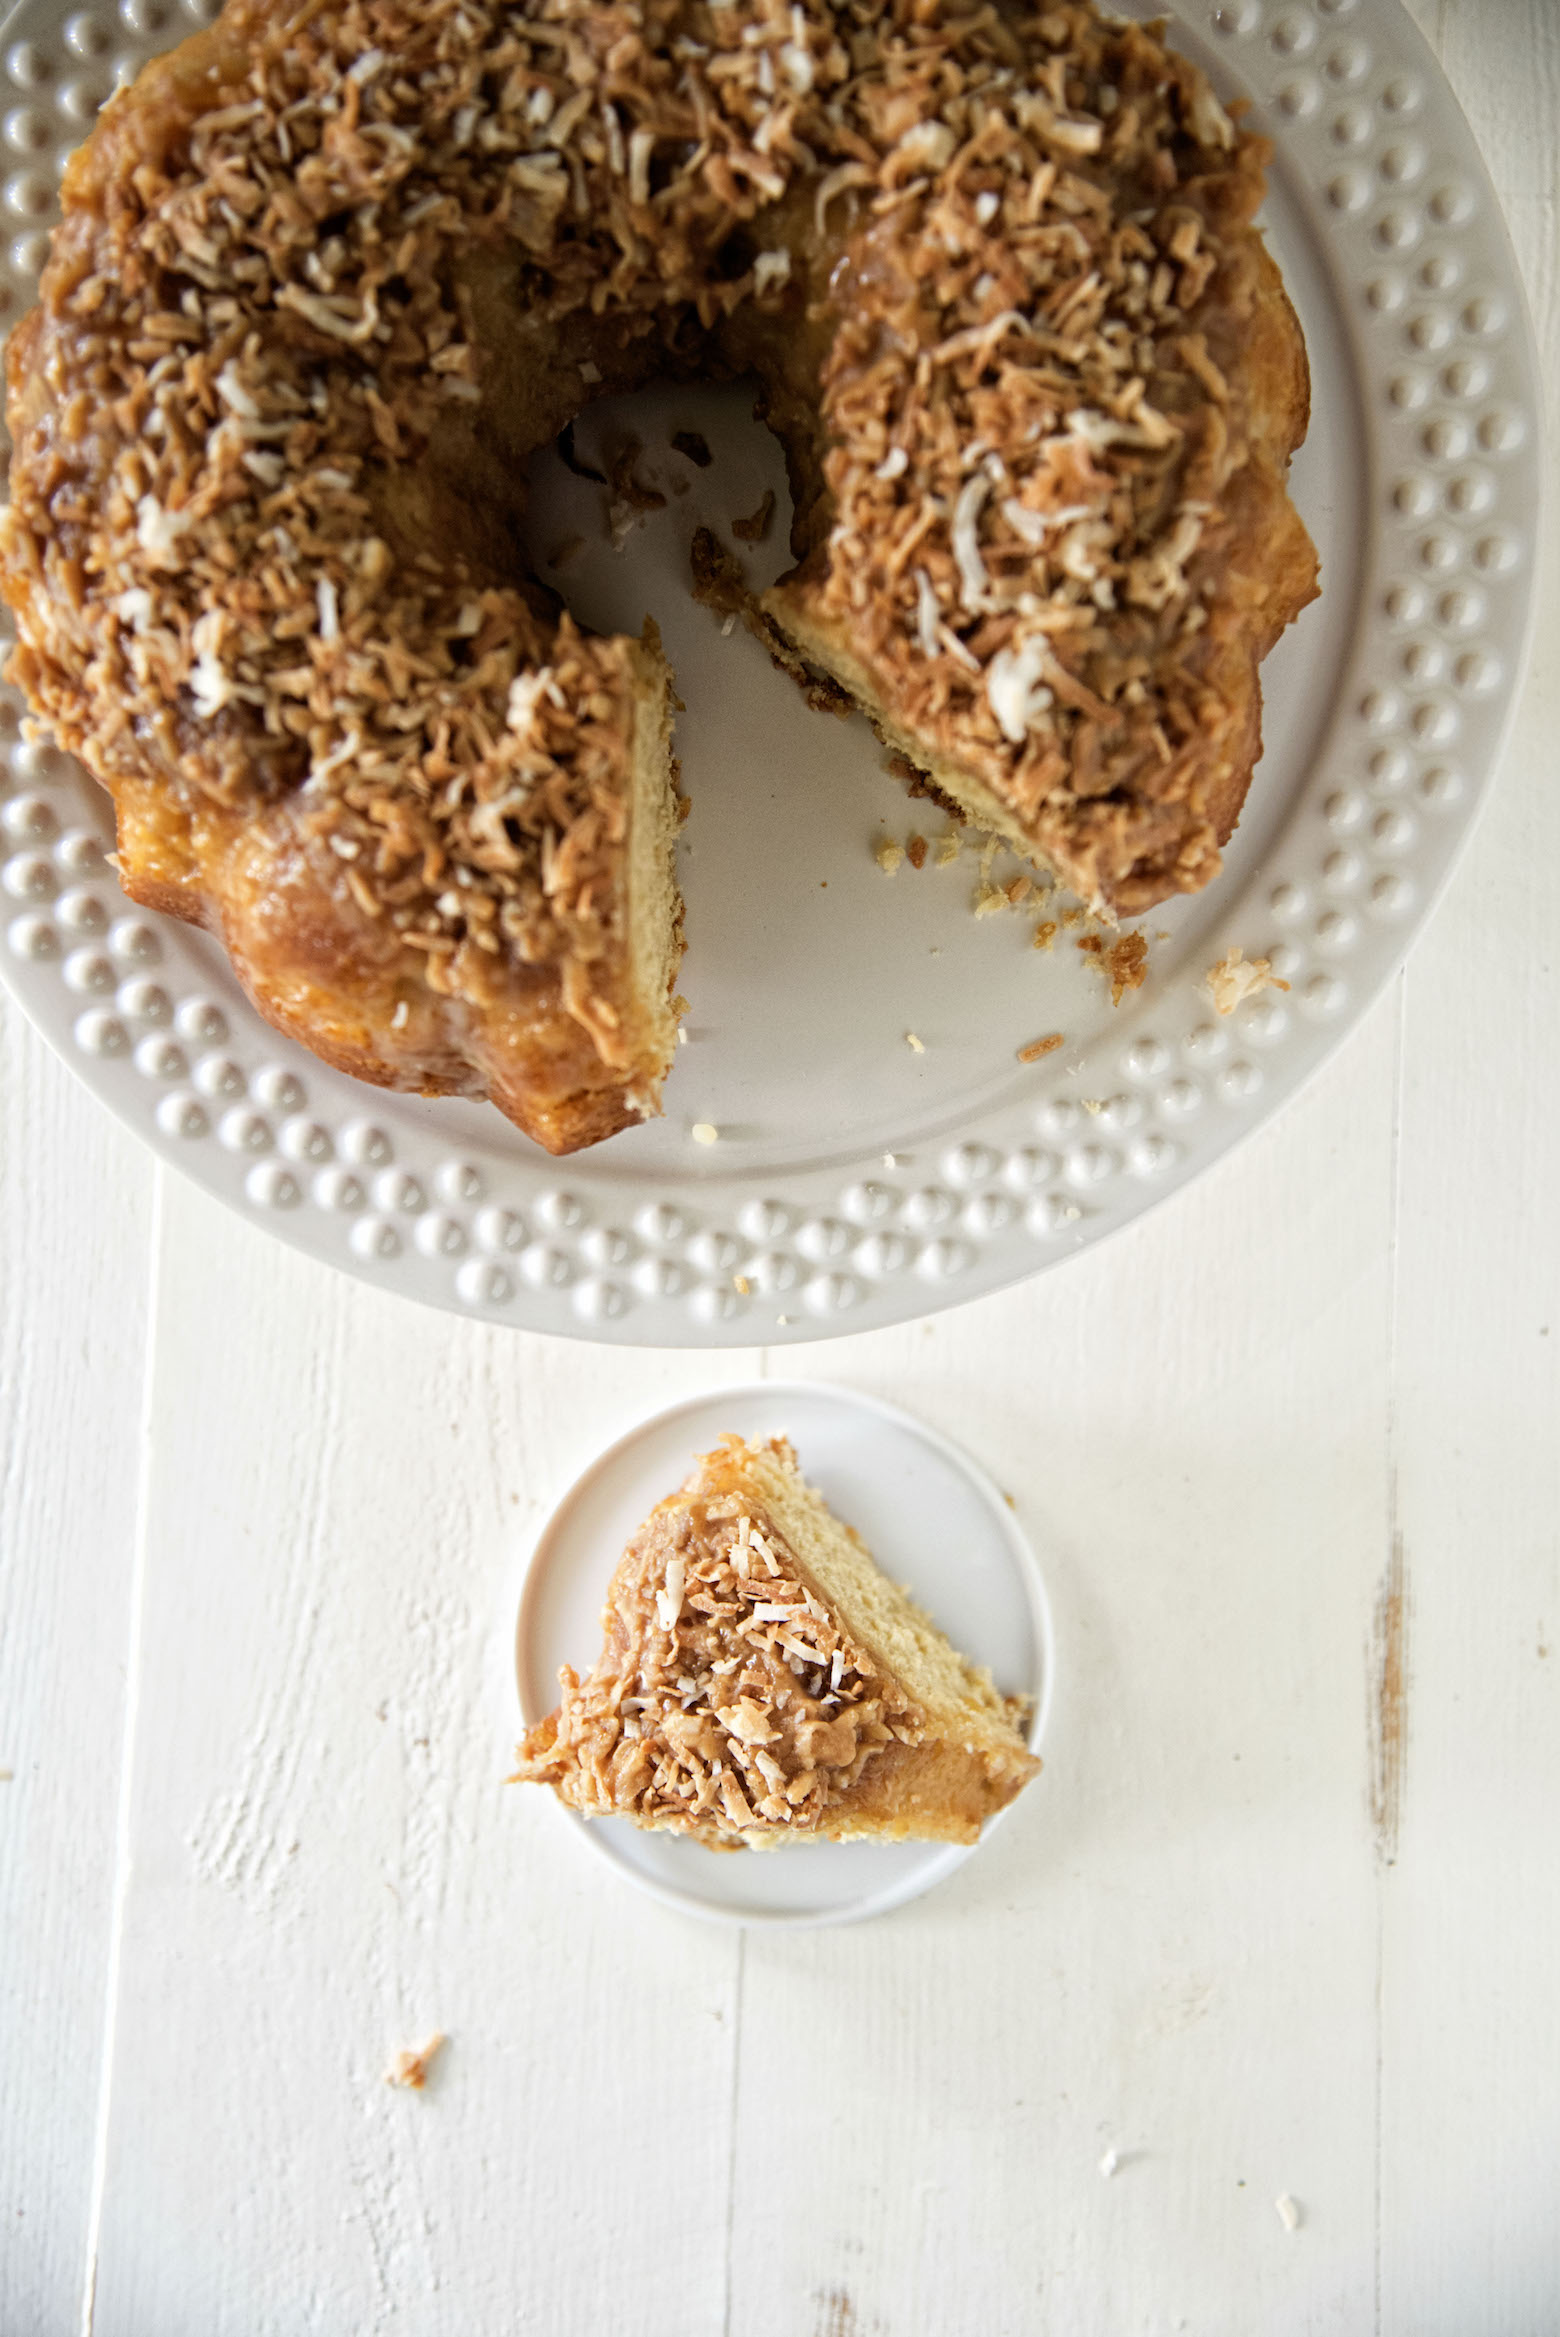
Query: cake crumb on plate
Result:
<box><xmin>1206</xmin><ymin>945</ymin><xmax>1290</xmax><ymax>1015</ymax></box>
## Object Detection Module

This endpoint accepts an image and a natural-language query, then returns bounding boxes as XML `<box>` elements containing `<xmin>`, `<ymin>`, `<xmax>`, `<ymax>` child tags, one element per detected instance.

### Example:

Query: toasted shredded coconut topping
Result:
<box><xmin>513</xmin><ymin>1489</ymin><xmax>927</xmax><ymax>1844</ymax></box>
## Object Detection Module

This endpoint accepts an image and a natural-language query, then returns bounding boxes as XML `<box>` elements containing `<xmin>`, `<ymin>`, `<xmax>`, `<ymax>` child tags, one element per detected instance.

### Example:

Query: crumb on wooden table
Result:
<box><xmin>691</xmin><ymin>1122</ymin><xmax>719</xmax><ymax>1145</ymax></box>
<box><xmin>1205</xmin><ymin>945</ymin><xmax>1290</xmax><ymax>1015</ymax></box>
<box><xmin>905</xmin><ymin>1032</ymin><xmax>925</xmax><ymax>1053</ymax></box>
<box><xmin>1033</xmin><ymin>919</ymin><xmax>1057</xmax><ymax>951</ymax></box>
<box><xmin>906</xmin><ymin>833</ymin><xmax>927</xmax><ymax>869</ymax></box>
<box><xmin>875</xmin><ymin>836</ymin><xmax>904</xmax><ymax>874</ymax></box>
<box><xmin>1017</xmin><ymin>1033</ymin><xmax>1066</xmax><ymax>1063</ymax></box>
<box><xmin>386</xmin><ymin>2033</ymin><xmax>446</xmax><ymax>2091</ymax></box>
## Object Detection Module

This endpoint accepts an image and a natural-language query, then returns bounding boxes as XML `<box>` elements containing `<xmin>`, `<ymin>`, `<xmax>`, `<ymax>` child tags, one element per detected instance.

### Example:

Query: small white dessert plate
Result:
<box><xmin>514</xmin><ymin>1382</ymin><xmax>1053</xmax><ymax>1927</ymax></box>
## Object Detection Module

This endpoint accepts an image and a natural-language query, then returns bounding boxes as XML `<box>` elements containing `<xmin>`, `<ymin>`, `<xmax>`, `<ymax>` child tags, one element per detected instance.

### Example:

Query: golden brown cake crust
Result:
<box><xmin>0</xmin><ymin>0</ymin><xmax>1315</xmax><ymax>1149</ymax></box>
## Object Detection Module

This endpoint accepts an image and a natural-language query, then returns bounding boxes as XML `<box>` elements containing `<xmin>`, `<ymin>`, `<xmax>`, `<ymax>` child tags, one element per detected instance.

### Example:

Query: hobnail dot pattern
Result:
<box><xmin>0</xmin><ymin>0</ymin><xmax>1538</xmax><ymax>1344</ymax></box>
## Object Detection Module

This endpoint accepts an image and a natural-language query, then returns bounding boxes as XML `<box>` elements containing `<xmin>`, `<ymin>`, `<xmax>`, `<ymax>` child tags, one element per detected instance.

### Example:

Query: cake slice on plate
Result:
<box><xmin>514</xmin><ymin>1434</ymin><xmax>1039</xmax><ymax>1850</ymax></box>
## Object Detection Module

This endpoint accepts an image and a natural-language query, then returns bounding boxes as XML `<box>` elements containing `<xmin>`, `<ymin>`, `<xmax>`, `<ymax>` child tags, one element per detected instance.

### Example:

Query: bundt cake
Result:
<box><xmin>0</xmin><ymin>0</ymin><xmax>1317</xmax><ymax>1153</ymax></box>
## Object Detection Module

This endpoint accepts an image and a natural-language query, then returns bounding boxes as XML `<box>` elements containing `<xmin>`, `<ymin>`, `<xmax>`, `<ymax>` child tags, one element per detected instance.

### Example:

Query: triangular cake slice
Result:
<box><xmin>515</xmin><ymin>1434</ymin><xmax>1039</xmax><ymax>1850</ymax></box>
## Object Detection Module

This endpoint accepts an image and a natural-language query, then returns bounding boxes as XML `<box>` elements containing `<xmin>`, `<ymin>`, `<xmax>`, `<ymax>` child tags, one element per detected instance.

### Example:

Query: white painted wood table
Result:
<box><xmin>3</xmin><ymin>3</ymin><xmax>1557</xmax><ymax>2329</ymax></box>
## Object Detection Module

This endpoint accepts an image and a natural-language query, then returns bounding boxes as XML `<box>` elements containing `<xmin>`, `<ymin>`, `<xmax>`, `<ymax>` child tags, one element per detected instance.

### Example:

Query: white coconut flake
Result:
<box><xmin>627</xmin><ymin>125</ymin><xmax>654</xmax><ymax>207</ymax></box>
<box><xmin>986</xmin><ymin>636</ymin><xmax>1056</xmax><ymax>744</ymax></box>
<box><xmin>1001</xmin><ymin>497</ymin><xmax>1090</xmax><ymax>547</ymax></box>
<box><xmin>307</xmin><ymin>727</ymin><xmax>362</xmax><ymax>786</ymax></box>
<box><xmin>1189</xmin><ymin>81</ymin><xmax>1236</xmax><ymax>150</ymax></box>
<box><xmin>691</xmin><ymin>1122</ymin><xmax>719</xmax><ymax>1146</ymax></box>
<box><xmin>752</xmin><ymin>247</ymin><xmax>791</xmax><ymax>294</ymax></box>
<box><xmin>135</xmin><ymin>495</ymin><xmax>192</xmax><ymax>563</ymax></box>
<box><xmin>1275</xmin><ymin>2194</ymin><xmax>1302</xmax><ymax>2233</ymax></box>
<box><xmin>1065</xmin><ymin>406</ymin><xmax>1144</xmax><ymax>454</ymax></box>
<box><xmin>188</xmin><ymin>610</ymin><xmax>233</xmax><ymax>720</ymax></box>
<box><xmin>655</xmin><ymin>1556</ymin><xmax>686</xmax><ymax>1633</ymax></box>
<box><xmin>748</xmin><ymin>1528</ymin><xmax>781</xmax><ymax>1577</ymax></box>
<box><xmin>113</xmin><ymin>587</ymin><xmax>154</xmax><ymax>634</ymax></box>
<box><xmin>578</xmin><ymin>359</ymin><xmax>601</xmax><ymax>385</ymax></box>
<box><xmin>1049</xmin><ymin>113</ymin><xmax>1103</xmax><ymax>154</ymax></box>
<box><xmin>346</xmin><ymin>46</ymin><xmax>384</xmax><ymax>82</ymax></box>
<box><xmin>913</xmin><ymin>567</ymin><xmax>941</xmax><ymax>659</ymax></box>
<box><xmin>316</xmin><ymin>576</ymin><xmax>339</xmax><ymax>643</ymax></box>
<box><xmin>897</xmin><ymin>120</ymin><xmax>956</xmax><ymax>172</ymax></box>
<box><xmin>214</xmin><ymin>362</ymin><xmax>260</xmax><ymax>419</ymax></box>
<box><xmin>874</xmin><ymin>445</ymin><xmax>908</xmax><ymax>482</ymax></box>
<box><xmin>779</xmin><ymin>40</ymin><xmax>813</xmax><ymax>93</ymax></box>
<box><xmin>951</xmin><ymin>473</ymin><xmax>991</xmax><ymax>610</ymax></box>
<box><xmin>507</xmin><ymin>667</ymin><xmax>554</xmax><ymax>735</ymax></box>
<box><xmin>974</xmin><ymin>189</ymin><xmax>1000</xmax><ymax>226</ymax></box>
<box><xmin>1099</xmin><ymin>2148</ymin><xmax>1121</xmax><ymax>2179</ymax></box>
<box><xmin>829</xmin><ymin>1650</ymin><xmax>844</xmax><ymax>1691</ymax></box>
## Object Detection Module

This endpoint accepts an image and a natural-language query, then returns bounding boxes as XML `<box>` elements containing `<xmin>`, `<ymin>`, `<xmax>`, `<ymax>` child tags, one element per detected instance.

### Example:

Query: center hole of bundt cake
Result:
<box><xmin>509</xmin><ymin>374</ymin><xmax>1142</xmax><ymax>1170</ymax></box>
<box><xmin>519</xmin><ymin>376</ymin><xmax>799</xmax><ymax>637</ymax></box>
